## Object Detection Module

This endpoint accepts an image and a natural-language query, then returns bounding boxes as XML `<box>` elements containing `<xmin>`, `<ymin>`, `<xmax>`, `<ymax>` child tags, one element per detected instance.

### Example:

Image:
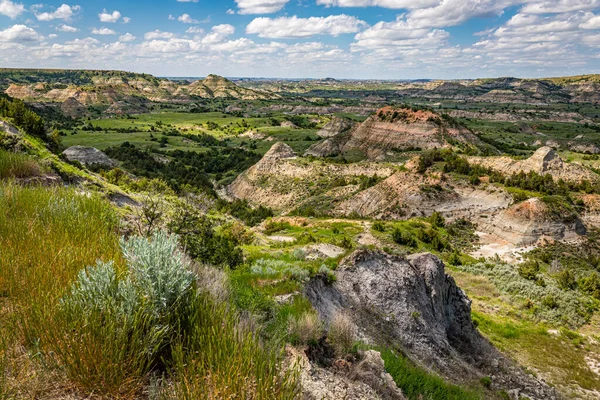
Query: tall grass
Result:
<box><xmin>0</xmin><ymin>183</ymin><xmax>299</xmax><ymax>398</ymax></box>
<box><xmin>0</xmin><ymin>183</ymin><xmax>123</xmax><ymax>395</ymax></box>
<box><xmin>169</xmin><ymin>295</ymin><xmax>301</xmax><ymax>399</ymax></box>
<box><xmin>0</xmin><ymin>150</ymin><xmax>41</xmax><ymax>179</ymax></box>
<box><xmin>379</xmin><ymin>348</ymin><xmax>482</xmax><ymax>400</ymax></box>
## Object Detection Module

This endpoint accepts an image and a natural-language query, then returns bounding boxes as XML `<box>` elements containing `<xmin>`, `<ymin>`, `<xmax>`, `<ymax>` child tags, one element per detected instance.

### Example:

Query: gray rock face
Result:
<box><xmin>305</xmin><ymin>249</ymin><xmax>558</xmax><ymax>399</ymax></box>
<box><xmin>317</xmin><ymin>116</ymin><xmax>357</xmax><ymax>138</ymax></box>
<box><xmin>62</xmin><ymin>146</ymin><xmax>115</xmax><ymax>168</ymax></box>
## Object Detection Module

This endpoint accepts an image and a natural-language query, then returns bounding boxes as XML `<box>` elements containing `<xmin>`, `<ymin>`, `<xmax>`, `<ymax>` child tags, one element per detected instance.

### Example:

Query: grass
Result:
<box><xmin>0</xmin><ymin>150</ymin><xmax>41</xmax><ymax>179</ymax></box>
<box><xmin>0</xmin><ymin>183</ymin><xmax>299</xmax><ymax>398</ymax></box>
<box><xmin>378</xmin><ymin>348</ymin><xmax>483</xmax><ymax>400</ymax></box>
<box><xmin>0</xmin><ymin>183</ymin><xmax>123</xmax><ymax>396</ymax></box>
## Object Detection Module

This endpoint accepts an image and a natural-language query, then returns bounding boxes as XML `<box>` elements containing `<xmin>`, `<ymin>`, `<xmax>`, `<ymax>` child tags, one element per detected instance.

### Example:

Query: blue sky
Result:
<box><xmin>1</xmin><ymin>0</ymin><xmax>600</xmax><ymax>79</ymax></box>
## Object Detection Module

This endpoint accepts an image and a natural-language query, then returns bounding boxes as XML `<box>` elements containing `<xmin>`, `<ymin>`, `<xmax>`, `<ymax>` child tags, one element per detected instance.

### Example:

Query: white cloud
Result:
<box><xmin>202</xmin><ymin>24</ymin><xmax>235</xmax><ymax>43</ymax></box>
<box><xmin>91</xmin><ymin>27</ymin><xmax>117</xmax><ymax>35</ymax></box>
<box><xmin>36</xmin><ymin>4</ymin><xmax>80</xmax><ymax>21</ymax></box>
<box><xmin>186</xmin><ymin>26</ymin><xmax>205</xmax><ymax>34</ymax></box>
<box><xmin>0</xmin><ymin>0</ymin><xmax>25</xmax><ymax>19</ymax></box>
<box><xmin>119</xmin><ymin>32</ymin><xmax>136</xmax><ymax>42</ymax></box>
<box><xmin>48</xmin><ymin>33</ymin><xmax>57</xmax><ymax>38</ymax></box>
<box><xmin>246</xmin><ymin>14</ymin><xmax>367</xmax><ymax>38</ymax></box>
<box><xmin>0</xmin><ymin>24</ymin><xmax>42</xmax><ymax>42</ymax></box>
<box><xmin>123</xmin><ymin>16</ymin><xmax>131</xmax><ymax>23</ymax></box>
<box><xmin>56</xmin><ymin>24</ymin><xmax>78</xmax><ymax>32</ymax></box>
<box><xmin>99</xmin><ymin>9</ymin><xmax>121</xmax><ymax>23</ymax></box>
<box><xmin>521</xmin><ymin>0</ymin><xmax>600</xmax><ymax>14</ymax></box>
<box><xmin>178</xmin><ymin>13</ymin><xmax>198</xmax><ymax>24</ymax></box>
<box><xmin>144</xmin><ymin>29</ymin><xmax>177</xmax><ymax>40</ymax></box>
<box><xmin>227</xmin><ymin>8</ymin><xmax>235</xmax><ymax>14</ymax></box>
<box><xmin>580</xmin><ymin>13</ymin><xmax>600</xmax><ymax>29</ymax></box>
<box><xmin>236</xmin><ymin>0</ymin><xmax>289</xmax><ymax>14</ymax></box>
<box><xmin>317</xmin><ymin>0</ymin><xmax>438</xmax><ymax>8</ymax></box>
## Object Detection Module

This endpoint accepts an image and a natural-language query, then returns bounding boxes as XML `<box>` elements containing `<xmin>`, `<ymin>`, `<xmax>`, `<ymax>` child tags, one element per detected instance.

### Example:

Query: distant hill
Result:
<box><xmin>1</xmin><ymin>69</ymin><xmax>278</xmax><ymax>116</ymax></box>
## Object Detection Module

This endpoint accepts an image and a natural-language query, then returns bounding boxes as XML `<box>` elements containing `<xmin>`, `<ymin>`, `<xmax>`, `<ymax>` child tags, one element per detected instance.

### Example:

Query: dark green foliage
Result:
<box><xmin>219</xmin><ymin>199</ymin><xmax>273</xmax><ymax>227</ymax></box>
<box><xmin>518</xmin><ymin>260</ymin><xmax>540</xmax><ymax>281</ymax></box>
<box><xmin>392</xmin><ymin>228</ymin><xmax>417</xmax><ymax>247</ymax></box>
<box><xmin>104</xmin><ymin>142</ymin><xmax>260</xmax><ymax>193</ymax></box>
<box><xmin>479</xmin><ymin>376</ymin><xmax>492</xmax><ymax>389</ymax></box>
<box><xmin>379</xmin><ymin>348</ymin><xmax>482</xmax><ymax>400</ymax></box>
<box><xmin>372</xmin><ymin>221</ymin><xmax>385</xmax><ymax>232</ymax></box>
<box><xmin>557</xmin><ymin>269</ymin><xmax>577</xmax><ymax>291</ymax></box>
<box><xmin>579</xmin><ymin>272</ymin><xmax>600</xmax><ymax>299</ymax></box>
<box><xmin>0</xmin><ymin>97</ymin><xmax>45</xmax><ymax>138</ymax></box>
<box><xmin>429</xmin><ymin>212</ymin><xmax>445</xmax><ymax>228</ymax></box>
<box><xmin>168</xmin><ymin>201</ymin><xmax>243</xmax><ymax>269</ymax></box>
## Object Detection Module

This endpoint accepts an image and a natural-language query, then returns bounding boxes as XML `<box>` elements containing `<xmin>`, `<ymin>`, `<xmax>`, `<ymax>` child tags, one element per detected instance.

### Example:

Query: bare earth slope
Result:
<box><xmin>306</xmin><ymin>107</ymin><xmax>484</xmax><ymax>159</ymax></box>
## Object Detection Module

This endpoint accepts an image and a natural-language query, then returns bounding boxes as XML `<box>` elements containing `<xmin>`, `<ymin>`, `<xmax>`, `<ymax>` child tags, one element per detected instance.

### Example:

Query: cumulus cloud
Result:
<box><xmin>99</xmin><ymin>9</ymin><xmax>121</xmax><ymax>23</ymax></box>
<box><xmin>246</xmin><ymin>15</ymin><xmax>367</xmax><ymax>38</ymax></box>
<box><xmin>178</xmin><ymin>13</ymin><xmax>198</xmax><ymax>24</ymax></box>
<box><xmin>186</xmin><ymin>26</ymin><xmax>205</xmax><ymax>34</ymax></box>
<box><xmin>0</xmin><ymin>0</ymin><xmax>25</xmax><ymax>19</ymax></box>
<box><xmin>144</xmin><ymin>30</ymin><xmax>177</xmax><ymax>40</ymax></box>
<box><xmin>119</xmin><ymin>32</ymin><xmax>136</xmax><ymax>42</ymax></box>
<box><xmin>56</xmin><ymin>24</ymin><xmax>78</xmax><ymax>32</ymax></box>
<box><xmin>36</xmin><ymin>4</ymin><xmax>80</xmax><ymax>21</ymax></box>
<box><xmin>202</xmin><ymin>24</ymin><xmax>235</xmax><ymax>43</ymax></box>
<box><xmin>521</xmin><ymin>0</ymin><xmax>600</xmax><ymax>14</ymax></box>
<box><xmin>0</xmin><ymin>24</ymin><xmax>42</xmax><ymax>42</ymax></box>
<box><xmin>317</xmin><ymin>0</ymin><xmax>438</xmax><ymax>8</ymax></box>
<box><xmin>235</xmin><ymin>0</ymin><xmax>289</xmax><ymax>14</ymax></box>
<box><xmin>91</xmin><ymin>27</ymin><xmax>117</xmax><ymax>35</ymax></box>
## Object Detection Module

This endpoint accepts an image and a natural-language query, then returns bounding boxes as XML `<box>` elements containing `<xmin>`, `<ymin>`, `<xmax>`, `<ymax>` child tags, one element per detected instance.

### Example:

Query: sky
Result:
<box><xmin>1</xmin><ymin>0</ymin><xmax>600</xmax><ymax>79</ymax></box>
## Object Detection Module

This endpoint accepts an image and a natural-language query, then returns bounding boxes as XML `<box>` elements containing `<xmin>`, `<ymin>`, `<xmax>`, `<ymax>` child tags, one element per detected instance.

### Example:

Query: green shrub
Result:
<box><xmin>429</xmin><ymin>212</ymin><xmax>445</xmax><ymax>228</ymax></box>
<box><xmin>392</xmin><ymin>228</ymin><xmax>417</xmax><ymax>247</ymax></box>
<box><xmin>479</xmin><ymin>376</ymin><xmax>492</xmax><ymax>389</ymax></box>
<box><xmin>57</xmin><ymin>231</ymin><xmax>196</xmax><ymax>394</ymax></box>
<box><xmin>372</xmin><ymin>221</ymin><xmax>385</xmax><ymax>232</ymax></box>
<box><xmin>518</xmin><ymin>260</ymin><xmax>540</xmax><ymax>281</ymax></box>
<box><xmin>557</xmin><ymin>270</ymin><xmax>577</xmax><ymax>291</ymax></box>
<box><xmin>579</xmin><ymin>272</ymin><xmax>600</xmax><ymax>299</ymax></box>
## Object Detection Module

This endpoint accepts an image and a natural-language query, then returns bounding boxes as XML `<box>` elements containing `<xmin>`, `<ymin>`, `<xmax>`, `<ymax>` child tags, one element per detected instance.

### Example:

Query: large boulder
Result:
<box><xmin>305</xmin><ymin>249</ymin><xmax>557</xmax><ymax>399</ymax></box>
<box><xmin>62</xmin><ymin>146</ymin><xmax>115</xmax><ymax>168</ymax></box>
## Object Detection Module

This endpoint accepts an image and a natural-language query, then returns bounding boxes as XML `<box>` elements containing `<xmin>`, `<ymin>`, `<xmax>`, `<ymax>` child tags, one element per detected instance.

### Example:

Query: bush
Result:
<box><xmin>288</xmin><ymin>312</ymin><xmax>322</xmax><ymax>345</ymax></box>
<box><xmin>579</xmin><ymin>272</ymin><xmax>600</xmax><ymax>299</ymax></box>
<box><xmin>392</xmin><ymin>228</ymin><xmax>417</xmax><ymax>247</ymax></box>
<box><xmin>250</xmin><ymin>259</ymin><xmax>310</xmax><ymax>282</ymax></box>
<box><xmin>518</xmin><ymin>260</ymin><xmax>540</xmax><ymax>281</ymax></box>
<box><xmin>328</xmin><ymin>313</ymin><xmax>355</xmax><ymax>357</ymax></box>
<box><xmin>57</xmin><ymin>231</ymin><xmax>196</xmax><ymax>394</ymax></box>
<box><xmin>557</xmin><ymin>269</ymin><xmax>577</xmax><ymax>291</ymax></box>
<box><xmin>429</xmin><ymin>212</ymin><xmax>445</xmax><ymax>228</ymax></box>
<box><xmin>372</xmin><ymin>221</ymin><xmax>385</xmax><ymax>232</ymax></box>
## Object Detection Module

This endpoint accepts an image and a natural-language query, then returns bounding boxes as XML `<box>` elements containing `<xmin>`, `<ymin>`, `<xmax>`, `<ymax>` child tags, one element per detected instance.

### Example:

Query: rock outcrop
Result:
<box><xmin>228</xmin><ymin>142</ymin><xmax>395</xmax><ymax>212</ymax></box>
<box><xmin>478</xmin><ymin>197</ymin><xmax>586</xmax><ymax>246</ymax></box>
<box><xmin>305</xmin><ymin>250</ymin><xmax>558</xmax><ymax>399</ymax></box>
<box><xmin>469</xmin><ymin>146</ymin><xmax>599</xmax><ymax>184</ymax></box>
<box><xmin>335</xmin><ymin>170</ymin><xmax>511</xmax><ymax>220</ymax></box>
<box><xmin>316</xmin><ymin>116</ymin><xmax>357</xmax><ymax>138</ymax></box>
<box><xmin>290</xmin><ymin>346</ymin><xmax>406</xmax><ymax>400</ymax></box>
<box><xmin>60</xmin><ymin>97</ymin><xmax>88</xmax><ymax>118</ymax></box>
<box><xmin>306</xmin><ymin>107</ymin><xmax>484</xmax><ymax>160</ymax></box>
<box><xmin>62</xmin><ymin>146</ymin><xmax>115</xmax><ymax>168</ymax></box>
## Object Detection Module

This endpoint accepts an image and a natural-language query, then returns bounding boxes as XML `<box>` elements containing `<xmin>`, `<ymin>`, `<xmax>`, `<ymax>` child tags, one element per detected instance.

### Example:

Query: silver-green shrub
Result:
<box><xmin>250</xmin><ymin>258</ymin><xmax>309</xmax><ymax>282</ymax></box>
<box><xmin>455</xmin><ymin>261</ymin><xmax>593</xmax><ymax>327</ymax></box>
<box><xmin>60</xmin><ymin>230</ymin><xmax>196</xmax><ymax>371</ymax></box>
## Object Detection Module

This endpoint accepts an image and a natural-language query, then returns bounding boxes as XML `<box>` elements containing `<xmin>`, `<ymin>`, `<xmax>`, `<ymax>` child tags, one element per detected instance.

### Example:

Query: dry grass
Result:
<box><xmin>288</xmin><ymin>312</ymin><xmax>322</xmax><ymax>345</ymax></box>
<box><xmin>0</xmin><ymin>150</ymin><xmax>41</xmax><ymax>179</ymax></box>
<box><xmin>328</xmin><ymin>313</ymin><xmax>356</xmax><ymax>357</ymax></box>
